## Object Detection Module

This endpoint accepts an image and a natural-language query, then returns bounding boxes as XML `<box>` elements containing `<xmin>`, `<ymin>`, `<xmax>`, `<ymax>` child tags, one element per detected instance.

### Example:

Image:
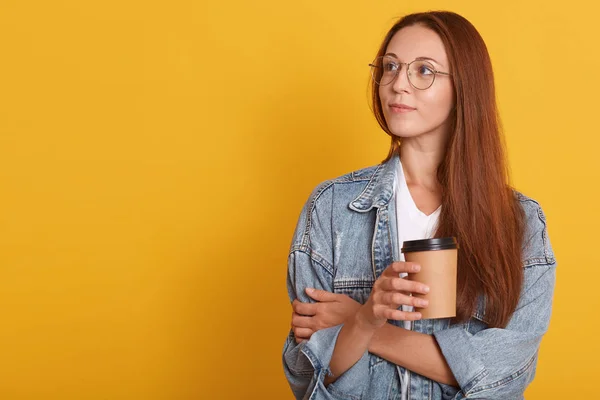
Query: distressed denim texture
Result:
<box><xmin>282</xmin><ymin>153</ymin><xmax>556</xmax><ymax>400</ymax></box>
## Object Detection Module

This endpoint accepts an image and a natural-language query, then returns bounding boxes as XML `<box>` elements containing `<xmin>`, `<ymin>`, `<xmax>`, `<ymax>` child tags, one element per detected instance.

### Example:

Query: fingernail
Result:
<box><xmin>412</xmin><ymin>264</ymin><xmax>421</xmax><ymax>272</ymax></box>
<box><xmin>306</xmin><ymin>287</ymin><xmax>314</xmax><ymax>294</ymax></box>
<box><xmin>423</xmin><ymin>286</ymin><xmax>430</xmax><ymax>293</ymax></box>
<box><xmin>418</xmin><ymin>299</ymin><xmax>429</xmax><ymax>307</ymax></box>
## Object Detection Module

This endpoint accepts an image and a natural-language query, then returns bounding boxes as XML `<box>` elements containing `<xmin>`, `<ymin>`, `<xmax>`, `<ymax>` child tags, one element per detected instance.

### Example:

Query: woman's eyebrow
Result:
<box><xmin>415</xmin><ymin>56</ymin><xmax>441</xmax><ymax>65</ymax></box>
<box><xmin>384</xmin><ymin>52</ymin><xmax>442</xmax><ymax>65</ymax></box>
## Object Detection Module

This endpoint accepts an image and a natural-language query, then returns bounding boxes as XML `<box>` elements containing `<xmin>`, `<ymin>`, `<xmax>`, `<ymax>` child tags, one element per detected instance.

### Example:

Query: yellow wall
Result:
<box><xmin>0</xmin><ymin>1</ymin><xmax>597</xmax><ymax>398</ymax></box>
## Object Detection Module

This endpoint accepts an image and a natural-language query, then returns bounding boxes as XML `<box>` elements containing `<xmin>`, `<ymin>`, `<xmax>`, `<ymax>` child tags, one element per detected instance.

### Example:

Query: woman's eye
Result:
<box><xmin>384</xmin><ymin>62</ymin><xmax>399</xmax><ymax>72</ymax></box>
<box><xmin>418</xmin><ymin>65</ymin><xmax>434</xmax><ymax>75</ymax></box>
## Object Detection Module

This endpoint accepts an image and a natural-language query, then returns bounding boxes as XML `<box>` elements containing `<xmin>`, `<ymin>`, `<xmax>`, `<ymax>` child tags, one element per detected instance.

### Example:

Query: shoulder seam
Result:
<box><xmin>299</xmin><ymin>169</ymin><xmax>376</xmax><ymax>248</ymax></box>
<box><xmin>517</xmin><ymin>192</ymin><xmax>555</xmax><ymax>266</ymax></box>
<box><xmin>300</xmin><ymin>180</ymin><xmax>336</xmax><ymax>249</ymax></box>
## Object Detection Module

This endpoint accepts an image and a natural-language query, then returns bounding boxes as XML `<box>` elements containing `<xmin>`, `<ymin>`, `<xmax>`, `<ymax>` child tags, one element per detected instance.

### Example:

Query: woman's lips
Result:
<box><xmin>390</xmin><ymin>105</ymin><xmax>416</xmax><ymax>113</ymax></box>
<box><xmin>390</xmin><ymin>103</ymin><xmax>416</xmax><ymax>113</ymax></box>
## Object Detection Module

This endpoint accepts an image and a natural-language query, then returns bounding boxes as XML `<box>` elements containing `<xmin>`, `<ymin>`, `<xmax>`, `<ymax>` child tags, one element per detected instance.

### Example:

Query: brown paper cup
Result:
<box><xmin>401</xmin><ymin>238</ymin><xmax>458</xmax><ymax>319</ymax></box>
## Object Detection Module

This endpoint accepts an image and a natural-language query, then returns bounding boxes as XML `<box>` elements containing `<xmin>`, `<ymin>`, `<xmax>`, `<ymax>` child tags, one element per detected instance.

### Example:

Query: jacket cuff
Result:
<box><xmin>433</xmin><ymin>326</ymin><xmax>489</xmax><ymax>395</ymax></box>
<box><xmin>301</xmin><ymin>324</ymin><xmax>370</xmax><ymax>399</ymax></box>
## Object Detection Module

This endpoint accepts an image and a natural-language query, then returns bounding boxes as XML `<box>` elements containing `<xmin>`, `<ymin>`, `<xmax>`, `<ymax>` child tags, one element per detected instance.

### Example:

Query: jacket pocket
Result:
<box><xmin>332</xmin><ymin>278</ymin><xmax>388</xmax><ymax>369</ymax></box>
<box><xmin>332</xmin><ymin>278</ymin><xmax>374</xmax><ymax>304</ymax></box>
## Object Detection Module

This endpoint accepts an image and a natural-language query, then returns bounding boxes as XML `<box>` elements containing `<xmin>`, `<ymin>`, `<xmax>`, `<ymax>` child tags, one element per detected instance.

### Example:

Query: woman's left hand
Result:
<box><xmin>291</xmin><ymin>288</ymin><xmax>362</xmax><ymax>343</ymax></box>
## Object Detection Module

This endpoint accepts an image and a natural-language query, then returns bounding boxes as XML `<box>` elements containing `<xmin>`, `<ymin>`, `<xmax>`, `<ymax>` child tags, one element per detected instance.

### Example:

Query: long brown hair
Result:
<box><xmin>372</xmin><ymin>11</ymin><xmax>525</xmax><ymax>328</ymax></box>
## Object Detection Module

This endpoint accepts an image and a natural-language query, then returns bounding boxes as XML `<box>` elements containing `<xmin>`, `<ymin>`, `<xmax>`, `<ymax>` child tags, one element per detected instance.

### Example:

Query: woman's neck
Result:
<box><xmin>399</xmin><ymin>136</ymin><xmax>446</xmax><ymax>190</ymax></box>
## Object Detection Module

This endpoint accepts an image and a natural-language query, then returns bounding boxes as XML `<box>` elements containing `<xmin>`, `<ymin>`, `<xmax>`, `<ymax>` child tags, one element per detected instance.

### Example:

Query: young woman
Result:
<box><xmin>282</xmin><ymin>10</ymin><xmax>556</xmax><ymax>400</ymax></box>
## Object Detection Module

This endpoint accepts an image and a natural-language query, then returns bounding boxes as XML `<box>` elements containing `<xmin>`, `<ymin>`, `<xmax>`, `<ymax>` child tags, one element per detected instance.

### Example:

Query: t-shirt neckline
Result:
<box><xmin>397</xmin><ymin>158</ymin><xmax>442</xmax><ymax>219</ymax></box>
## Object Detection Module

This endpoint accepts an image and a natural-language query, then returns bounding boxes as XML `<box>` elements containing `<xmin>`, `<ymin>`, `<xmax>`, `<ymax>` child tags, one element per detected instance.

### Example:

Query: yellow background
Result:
<box><xmin>0</xmin><ymin>0</ymin><xmax>597</xmax><ymax>398</ymax></box>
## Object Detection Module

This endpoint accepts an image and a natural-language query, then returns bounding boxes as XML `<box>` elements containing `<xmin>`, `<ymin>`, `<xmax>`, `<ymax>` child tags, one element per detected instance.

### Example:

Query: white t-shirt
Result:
<box><xmin>394</xmin><ymin>159</ymin><xmax>441</xmax><ymax>400</ymax></box>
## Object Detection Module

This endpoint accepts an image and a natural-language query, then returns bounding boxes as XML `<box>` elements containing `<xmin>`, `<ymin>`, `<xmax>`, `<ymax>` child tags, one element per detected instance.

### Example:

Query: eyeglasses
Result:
<box><xmin>369</xmin><ymin>55</ymin><xmax>451</xmax><ymax>90</ymax></box>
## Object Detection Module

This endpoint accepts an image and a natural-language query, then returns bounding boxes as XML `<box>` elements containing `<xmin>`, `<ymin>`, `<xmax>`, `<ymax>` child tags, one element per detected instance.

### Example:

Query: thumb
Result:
<box><xmin>305</xmin><ymin>287</ymin><xmax>337</xmax><ymax>302</ymax></box>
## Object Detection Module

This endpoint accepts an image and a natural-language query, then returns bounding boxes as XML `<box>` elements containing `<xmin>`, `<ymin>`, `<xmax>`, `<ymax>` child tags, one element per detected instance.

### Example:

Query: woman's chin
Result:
<box><xmin>388</xmin><ymin>128</ymin><xmax>421</xmax><ymax>139</ymax></box>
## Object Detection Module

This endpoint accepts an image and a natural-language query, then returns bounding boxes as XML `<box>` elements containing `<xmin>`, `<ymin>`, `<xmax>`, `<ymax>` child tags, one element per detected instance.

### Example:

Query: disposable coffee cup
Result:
<box><xmin>401</xmin><ymin>237</ymin><xmax>459</xmax><ymax>319</ymax></box>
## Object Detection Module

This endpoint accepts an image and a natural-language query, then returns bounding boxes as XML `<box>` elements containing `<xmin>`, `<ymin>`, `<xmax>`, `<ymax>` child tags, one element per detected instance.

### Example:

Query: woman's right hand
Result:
<box><xmin>357</xmin><ymin>261</ymin><xmax>430</xmax><ymax>329</ymax></box>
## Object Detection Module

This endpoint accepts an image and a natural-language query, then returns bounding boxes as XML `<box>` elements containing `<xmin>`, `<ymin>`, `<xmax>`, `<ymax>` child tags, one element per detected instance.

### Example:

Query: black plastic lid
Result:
<box><xmin>401</xmin><ymin>237</ymin><xmax>459</xmax><ymax>253</ymax></box>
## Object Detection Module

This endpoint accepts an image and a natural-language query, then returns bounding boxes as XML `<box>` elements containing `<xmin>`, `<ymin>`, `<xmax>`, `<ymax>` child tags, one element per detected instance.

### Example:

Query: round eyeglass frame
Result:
<box><xmin>368</xmin><ymin>56</ymin><xmax>451</xmax><ymax>90</ymax></box>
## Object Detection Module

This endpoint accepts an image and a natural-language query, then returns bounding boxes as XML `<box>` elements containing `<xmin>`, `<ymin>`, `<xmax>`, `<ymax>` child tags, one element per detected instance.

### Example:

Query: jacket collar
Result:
<box><xmin>349</xmin><ymin>152</ymin><xmax>399</xmax><ymax>212</ymax></box>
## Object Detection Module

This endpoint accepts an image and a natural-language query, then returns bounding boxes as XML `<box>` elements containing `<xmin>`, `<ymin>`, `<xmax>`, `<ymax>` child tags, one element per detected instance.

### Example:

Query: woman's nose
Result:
<box><xmin>392</xmin><ymin>64</ymin><xmax>411</xmax><ymax>93</ymax></box>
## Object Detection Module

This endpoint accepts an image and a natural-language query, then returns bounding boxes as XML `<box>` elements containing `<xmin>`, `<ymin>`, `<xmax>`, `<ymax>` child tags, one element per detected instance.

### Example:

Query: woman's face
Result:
<box><xmin>379</xmin><ymin>25</ymin><xmax>455</xmax><ymax>140</ymax></box>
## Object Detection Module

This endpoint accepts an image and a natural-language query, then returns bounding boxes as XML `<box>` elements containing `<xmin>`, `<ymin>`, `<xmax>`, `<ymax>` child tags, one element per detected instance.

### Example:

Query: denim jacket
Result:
<box><xmin>282</xmin><ymin>153</ymin><xmax>556</xmax><ymax>400</ymax></box>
